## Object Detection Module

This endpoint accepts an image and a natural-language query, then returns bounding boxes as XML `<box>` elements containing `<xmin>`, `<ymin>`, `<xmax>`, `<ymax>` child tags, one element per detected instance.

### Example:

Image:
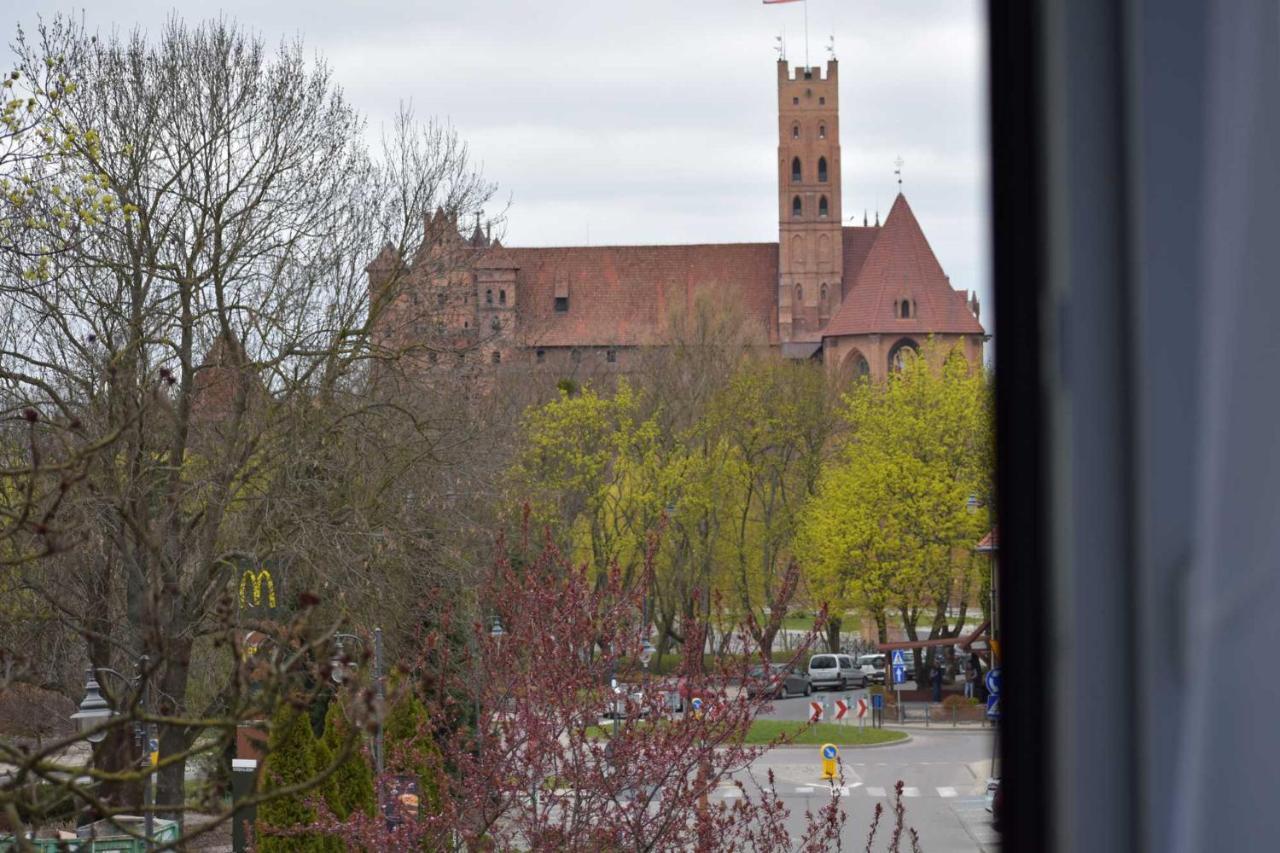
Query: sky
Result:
<box><xmin>3</xmin><ymin>0</ymin><xmax>992</xmax><ymax>324</ymax></box>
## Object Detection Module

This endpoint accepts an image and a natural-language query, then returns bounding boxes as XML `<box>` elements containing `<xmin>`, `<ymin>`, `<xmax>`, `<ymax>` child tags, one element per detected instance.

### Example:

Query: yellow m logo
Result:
<box><xmin>239</xmin><ymin>569</ymin><xmax>276</xmax><ymax>609</ymax></box>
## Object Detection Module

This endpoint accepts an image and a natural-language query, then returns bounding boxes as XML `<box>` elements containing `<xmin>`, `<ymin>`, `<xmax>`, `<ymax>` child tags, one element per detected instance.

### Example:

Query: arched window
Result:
<box><xmin>792</xmin><ymin>196</ymin><xmax>802</xmax><ymax>217</ymax></box>
<box><xmin>820</xmin><ymin>283</ymin><xmax>829</xmax><ymax>309</ymax></box>
<box><xmin>791</xmin><ymin>157</ymin><xmax>802</xmax><ymax>183</ymax></box>
<box><xmin>818</xmin><ymin>157</ymin><xmax>828</xmax><ymax>182</ymax></box>
<box><xmin>818</xmin><ymin>123</ymin><xmax>827</xmax><ymax>139</ymax></box>
<box><xmin>900</xmin><ymin>299</ymin><xmax>912</xmax><ymax>319</ymax></box>
<box><xmin>819</xmin><ymin>196</ymin><xmax>829</xmax><ymax>218</ymax></box>
<box><xmin>888</xmin><ymin>338</ymin><xmax>919</xmax><ymax>372</ymax></box>
<box><xmin>856</xmin><ymin>357</ymin><xmax>870</xmax><ymax>378</ymax></box>
<box><xmin>792</xmin><ymin>123</ymin><xmax>801</xmax><ymax>139</ymax></box>
<box><xmin>485</xmin><ymin>289</ymin><xmax>493</xmax><ymax>304</ymax></box>
<box><xmin>498</xmin><ymin>289</ymin><xmax>507</xmax><ymax>305</ymax></box>
<box><xmin>795</xmin><ymin>283</ymin><xmax>803</xmax><ymax>305</ymax></box>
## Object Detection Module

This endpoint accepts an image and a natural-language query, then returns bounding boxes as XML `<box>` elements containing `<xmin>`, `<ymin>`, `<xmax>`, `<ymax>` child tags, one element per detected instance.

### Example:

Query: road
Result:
<box><xmin>722</xmin><ymin>728</ymin><xmax>999</xmax><ymax>852</ymax></box>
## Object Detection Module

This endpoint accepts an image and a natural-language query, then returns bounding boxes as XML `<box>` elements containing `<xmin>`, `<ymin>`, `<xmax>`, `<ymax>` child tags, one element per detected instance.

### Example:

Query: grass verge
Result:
<box><xmin>744</xmin><ymin>720</ymin><xmax>907</xmax><ymax>746</ymax></box>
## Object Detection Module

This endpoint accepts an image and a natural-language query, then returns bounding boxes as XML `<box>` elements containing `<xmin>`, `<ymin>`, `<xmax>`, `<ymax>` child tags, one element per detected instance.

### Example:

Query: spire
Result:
<box><xmin>875</xmin><ymin>210</ymin><xmax>880</xmax><ymax>227</ymax></box>
<box><xmin>864</xmin><ymin>210</ymin><xmax>868</xmax><ymax>227</ymax></box>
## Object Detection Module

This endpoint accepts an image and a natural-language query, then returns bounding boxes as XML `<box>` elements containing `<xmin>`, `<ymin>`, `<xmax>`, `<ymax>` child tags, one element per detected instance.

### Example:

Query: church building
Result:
<box><xmin>368</xmin><ymin>59</ymin><xmax>985</xmax><ymax>381</ymax></box>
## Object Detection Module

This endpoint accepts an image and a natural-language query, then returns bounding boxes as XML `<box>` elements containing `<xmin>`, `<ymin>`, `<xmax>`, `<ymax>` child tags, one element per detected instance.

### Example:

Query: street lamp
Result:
<box><xmin>329</xmin><ymin>630</ymin><xmax>385</xmax><ymax>777</ymax></box>
<box><xmin>73</xmin><ymin>657</ymin><xmax>158</xmax><ymax>849</ymax></box>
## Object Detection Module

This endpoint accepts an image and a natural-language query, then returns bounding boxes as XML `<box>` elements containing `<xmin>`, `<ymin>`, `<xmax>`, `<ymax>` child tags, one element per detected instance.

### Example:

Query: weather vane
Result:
<box><xmin>774</xmin><ymin>34</ymin><xmax>785</xmax><ymax>60</ymax></box>
<box><xmin>894</xmin><ymin>156</ymin><xmax>904</xmax><ymax>190</ymax></box>
<box><xmin>826</xmin><ymin>35</ymin><xmax>836</xmax><ymax>60</ymax></box>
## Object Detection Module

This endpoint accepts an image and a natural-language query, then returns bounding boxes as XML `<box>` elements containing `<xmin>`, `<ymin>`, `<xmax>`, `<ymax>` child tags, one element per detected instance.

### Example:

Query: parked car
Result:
<box><xmin>986</xmin><ymin>777</ymin><xmax>1003</xmax><ymax>832</ymax></box>
<box><xmin>807</xmin><ymin>653</ymin><xmax>865</xmax><ymax>690</ymax></box>
<box><xmin>857</xmin><ymin>653</ymin><xmax>886</xmax><ymax>684</ymax></box>
<box><xmin>745</xmin><ymin>663</ymin><xmax>813</xmax><ymax>699</ymax></box>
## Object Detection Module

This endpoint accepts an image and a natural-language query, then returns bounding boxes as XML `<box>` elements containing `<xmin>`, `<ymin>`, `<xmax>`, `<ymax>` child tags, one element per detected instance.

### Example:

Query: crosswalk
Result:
<box><xmin>716</xmin><ymin>783</ymin><xmax>970</xmax><ymax>800</ymax></box>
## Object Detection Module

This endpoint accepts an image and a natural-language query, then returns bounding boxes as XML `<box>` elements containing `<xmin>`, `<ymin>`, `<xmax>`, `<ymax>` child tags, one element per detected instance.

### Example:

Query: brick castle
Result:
<box><xmin>368</xmin><ymin>59</ymin><xmax>985</xmax><ymax>381</ymax></box>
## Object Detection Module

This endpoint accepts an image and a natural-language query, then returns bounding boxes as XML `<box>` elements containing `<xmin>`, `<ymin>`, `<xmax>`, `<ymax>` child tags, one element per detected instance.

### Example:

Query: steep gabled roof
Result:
<box><xmin>840</xmin><ymin>225</ymin><xmax>880</xmax><ymax>296</ymax></box>
<box><xmin>507</xmin><ymin>242</ymin><xmax>779</xmax><ymax>347</ymax></box>
<box><xmin>824</xmin><ymin>193</ymin><xmax>984</xmax><ymax>337</ymax></box>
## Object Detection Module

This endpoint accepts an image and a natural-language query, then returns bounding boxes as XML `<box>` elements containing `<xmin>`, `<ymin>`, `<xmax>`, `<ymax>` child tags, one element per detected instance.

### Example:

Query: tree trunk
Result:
<box><xmin>825</xmin><ymin>616</ymin><xmax>842</xmax><ymax>652</ymax></box>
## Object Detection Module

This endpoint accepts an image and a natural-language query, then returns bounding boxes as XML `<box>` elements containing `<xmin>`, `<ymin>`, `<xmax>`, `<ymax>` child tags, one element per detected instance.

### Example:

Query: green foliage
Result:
<box><xmin>383</xmin><ymin>686</ymin><xmax>441</xmax><ymax>806</ymax></box>
<box><xmin>796</xmin><ymin>342</ymin><xmax>992</xmax><ymax>644</ymax></box>
<box><xmin>319</xmin><ymin>700</ymin><xmax>376</xmax><ymax>820</ymax></box>
<box><xmin>256</xmin><ymin>703</ymin><xmax>333</xmax><ymax>852</ymax></box>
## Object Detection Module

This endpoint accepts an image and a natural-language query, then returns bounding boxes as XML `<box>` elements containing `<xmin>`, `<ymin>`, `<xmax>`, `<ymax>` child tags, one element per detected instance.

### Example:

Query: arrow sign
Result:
<box><xmin>809</xmin><ymin>701</ymin><xmax>823</xmax><ymax>722</ymax></box>
<box><xmin>986</xmin><ymin>695</ymin><xmax>1001</xmax><ymax>720</ymax></box>
<box><xmin>834</xmin><ymin>699</ymin><xmax>849</xmax><ymax>720</ymax></box>
<box><xmin>822</xmin><ymin>744</ymin><xmax>838</xmax><ymax>760</ymax></box>
<box><xmin>856</xmin><ymin>698</ymin><xmax>869</xmax><ymax>719</ymax></box>
<box><xmin>891</xmin><ymin>649</ymin><xmax>906</xmax><ymax>666</ymax></box>
<box><xmin>985</xmin><ymin>667</ymin><xmax>1002</xmax><ymax>696</ymax></box>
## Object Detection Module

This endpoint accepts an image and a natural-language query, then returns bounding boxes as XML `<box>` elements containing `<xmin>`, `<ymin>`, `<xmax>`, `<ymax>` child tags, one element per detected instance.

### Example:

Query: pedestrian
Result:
<box><xmin>964</xmin><ymin>659</ymin><xmax>976</xmax><ymax>698</ymax></box>
<box><xmin>931</xmin><ymin>661</ymin><xmax>943</xmax><ymax>702</ymax></box>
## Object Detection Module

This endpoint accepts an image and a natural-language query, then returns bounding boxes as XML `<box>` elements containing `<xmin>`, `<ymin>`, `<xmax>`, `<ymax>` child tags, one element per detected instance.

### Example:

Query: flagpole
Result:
<box><xmin>804</xmin><ymin>0</ymin><xmax>809</xmax><ymax>67</ymax></box>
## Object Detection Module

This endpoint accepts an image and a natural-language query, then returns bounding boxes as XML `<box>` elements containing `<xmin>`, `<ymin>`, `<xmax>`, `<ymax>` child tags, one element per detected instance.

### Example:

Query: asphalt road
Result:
<box><xmin>723</xmin><ymin>728</ymin><xmax>999</xmax><ymax>852</ymax></box>
<box><xmin>756</xmin><ymin>681</ymin><xmax>921</xmax><ymax>722</ymax></box>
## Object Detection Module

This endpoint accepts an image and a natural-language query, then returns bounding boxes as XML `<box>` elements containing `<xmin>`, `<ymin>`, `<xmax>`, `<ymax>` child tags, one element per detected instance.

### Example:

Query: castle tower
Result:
<box><xmin>777</xmin><ymin>59</ymin><xmax>843</xmax><ymax>341</ymax></box>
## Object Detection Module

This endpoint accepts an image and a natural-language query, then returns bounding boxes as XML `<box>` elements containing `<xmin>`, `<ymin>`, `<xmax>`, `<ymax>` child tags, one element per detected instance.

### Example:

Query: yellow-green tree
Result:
<box><xmin>797</xmin><ymin>344</ymin><xmax>992</xmax><ymax>661</ymax></box>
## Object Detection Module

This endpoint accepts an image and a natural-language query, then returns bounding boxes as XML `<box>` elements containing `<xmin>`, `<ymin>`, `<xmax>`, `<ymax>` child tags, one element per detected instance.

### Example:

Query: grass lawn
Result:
<box><xmin>744</xmin><ymin>720</ymin><xmax>907</xmax><ymax>746</ymax></box>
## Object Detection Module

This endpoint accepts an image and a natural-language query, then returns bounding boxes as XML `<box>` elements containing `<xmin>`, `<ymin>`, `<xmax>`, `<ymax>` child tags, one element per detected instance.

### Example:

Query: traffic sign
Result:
<box><xmin>809</xmin><ymin>700</ymin><xmax>823</xmax><ymax>721</ymax></box>
<box><xmin>691</xmin><ymin>696</ymin><xmax>703</xmax><ymax>712</ymax></box>
<box><xmin>986</xmin><ymin>695</ymin><xmax>1001</xmax><ymax>720</ymax></box>
<box><xmin>834</xmin><ymin>699</ymin><xmax>849</xmax><ymax>720</ymax></box>
<box><xmin>821</xmin><ymin>743</ymin><xmax>838</xmax><ymax>780</ymax></box>
<box><xmin>985</xmin><ymin>668</ymin><xmax>1002</xmax><ymax>696</ymax></box>
<box><xmin>892</xmin><ymin>664</ymin><xmax>906</xmax><ymax>685</ymax></box>
<box><xmin>856</xmin><ymin>698</ymin><xmax>869</xmax><ymax>719</ymax></box>
<box><xmin>891</xmin><ymin>649</ymin><xmax>906</xmax><ymax>666</ymax></box>
<box><xmin>871</xmin><ymin>693</ymin><xmax>884</xmax><ymax>711</ymax></box>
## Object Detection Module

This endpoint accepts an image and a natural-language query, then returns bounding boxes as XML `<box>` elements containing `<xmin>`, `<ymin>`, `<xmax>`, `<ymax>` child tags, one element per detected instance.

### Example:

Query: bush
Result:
<box><xmin>256</xmin><ymin>703</ymin><xmax>334</xmax><ymax>852</ymax></box>
<box><xmin>319</xmin><ymin>700</ymin><xmax>376</xmax><ymax>820</ymax></box>
<box><xmin>939</xmin><ymin>693</ymin><xmax>981</xmax><ymax>708</ymax></box>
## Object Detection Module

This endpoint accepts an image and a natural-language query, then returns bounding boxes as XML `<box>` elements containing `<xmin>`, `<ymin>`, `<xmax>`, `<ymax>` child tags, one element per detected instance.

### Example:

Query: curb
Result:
<box><xmin>762</xmin><ymin>734</ymin><xmax>912</xmax><ymax>750</ymax></box>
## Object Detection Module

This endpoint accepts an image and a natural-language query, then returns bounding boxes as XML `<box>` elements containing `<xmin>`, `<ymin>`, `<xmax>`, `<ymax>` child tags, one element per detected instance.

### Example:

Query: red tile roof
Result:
<box><xmin>824</xmin><ymin>193</ymin><xmax>984</xmax><ymax>337</ymax></box>
<box><xmin>505</xmin><ymin>243</ymin><xmax>780</xmax><ymax>347</ymax></box>
<box><xmin>840</xmin><ymin>225</ymin><xmax>880</xmax><ymax>298</ymax></box>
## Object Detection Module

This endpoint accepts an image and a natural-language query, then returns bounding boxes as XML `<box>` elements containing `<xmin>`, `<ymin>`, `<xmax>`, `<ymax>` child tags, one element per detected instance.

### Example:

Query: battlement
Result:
<box><xmin>777</xmin><ymin>59</ymin><xmax>838</xmax><ymax>84</ymax></box>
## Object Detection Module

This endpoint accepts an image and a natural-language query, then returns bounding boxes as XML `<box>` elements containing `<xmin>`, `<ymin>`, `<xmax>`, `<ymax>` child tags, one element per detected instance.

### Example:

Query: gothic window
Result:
<box><xmin>818</xmin><ymin>157</ymin><xmax>828</xmax><ymax>182</ymax></box>
<box><xmin>818</xmin><ymin>233</ymin><xmax>832</xmax><ymax>267</ymax></box>
<box><xmin>792</xmin><ymin>196</ymin><xmax>802</xmax><ymax>217</ymax></box>
<box><xmin>554</xmin><ymin>296</ymin><xmax>569</xmax><ymax>313</ymax></box>
<box><xmin>819</xmin><ymin>196</ymin><xmax>829</xmax><ymax>218</ymax></box>
<box><xmin>792</xmin><ymin>123</ymin><xmax>801</xmax><ymax>139</ymax></box>
<box><xmin>900</xmin><ymin>299</ymin><xmax>912</xmax><ymax>319</ymax></box>
<box><xmin>794</xmin><ymin>283</ymin><xmax>803</xmax><ymax>305</ymax></box>
<box><xmin>499</xmin><ymin>289</ymin><xmax>507</xmax><ymax>305</ymax></box>
<box><xmin>855</xmin><ymin>356</ymin><xmax>870</xmax><ymax>379</ymax></box>
<box><xmin>536</xmin><ymin>348</ymin><xmax>546</xmax><ymax>364</ymax></box>
<box><xmin>819</xmin><ymin>124</ymin><xmax>827</xmax><ymax>139</ymax></box>
<box><xmin>485</xmin><ymin>289</ymin><xmax>493</xmax><ymax>304</ymax></box>
<box><xmin>889</xmin><ymin>338</ymin><xmax>919</xmax><ymax>372</ymax></box>
<box><xmin>791</xmin><ymin>157</ymin><xmax>802</xmax><ymax>183</ymax></box>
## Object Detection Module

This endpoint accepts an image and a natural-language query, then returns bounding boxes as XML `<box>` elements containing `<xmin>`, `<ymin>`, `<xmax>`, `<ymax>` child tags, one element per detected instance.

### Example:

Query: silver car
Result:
<box><xmin>807</xmin><ymin>653</ymin><xmax>867</xmax><ymax>690</ymax></box>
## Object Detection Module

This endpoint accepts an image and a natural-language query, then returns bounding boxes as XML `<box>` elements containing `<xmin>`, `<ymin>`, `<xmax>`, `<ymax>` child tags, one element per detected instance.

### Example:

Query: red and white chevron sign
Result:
<box><xmin>856</xmin><ymin>698</ymin><xmax>869</xmax><ymax>719</ymax></box>
<box><xmin>809</xmin><ymin>701</ymin><xmax>823</xmax><ymax>721</ymax></box>
<box><xmin>834</xmin><ymin>699</ymin><xmax>849</xmax><ymax>720</ymax></box>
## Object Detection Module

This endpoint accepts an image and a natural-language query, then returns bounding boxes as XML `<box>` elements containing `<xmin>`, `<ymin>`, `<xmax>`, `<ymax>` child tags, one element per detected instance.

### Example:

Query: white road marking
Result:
<box><xmin>902</xmin><ymin>787</ymin><xmax>921</xmax><ymax>797</ymax></box>
<box><xmin>721</xmin><ymin>789</ymin><xmax>742</xmax><ymax>798</ymax></box>
<box><xmin>937</xmin><ymin>786</ymin><xmax>958</xmax><ymax>798</ymax></box>
<box><xmin>866</xmin><ymin>786</ymin><xmax>887</xmax><ymax>797</ymax></box>
<box><xmin>795</xmin><ymin>786</ymin><xmax>815</xmax><ymax>794</ymax></box>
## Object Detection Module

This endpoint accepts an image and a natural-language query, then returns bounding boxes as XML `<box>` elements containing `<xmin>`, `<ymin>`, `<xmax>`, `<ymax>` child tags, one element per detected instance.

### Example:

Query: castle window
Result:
<box><xmin>819</xmin><ymin>124</ymin><xmax>827</xmax><ymax>139</ymax></box>
<box><xmin>889</xmin><ymin>338</ymin><xmax>919</xmax><ymax>372</ymax></box>
<box><xmin>492</xmin><ymin>351</ymin><xmax>501</xmax><ymax>364</ymax></box>
<box><xmin>900</xmin><ymin>299</ymin><xmax>912</xmax><ymax>319</ymax></box>
<box><xmin>792</xmin><ymin>123</ymin><xmax>801</xmax><ymax>139</ymax></box>
<box><xmin>536</xmin><ymin>348</ymin><xmax>546</xmax><ymax>364</ymax></box>
<box><xmin>819</xmin><ymin>96</ymin><xmax>826</xmax><ymax>105</ymax></box>
<box><xmin>791</xmin><ymin>157</ymin><xmax>802</xmax><ymax>183</ymax></box>
<box><xmin>818</xmin><ymin>157</ymin><xmax>828</xmax><ymax>182</ymax></box>
<box><xmin>792</xmin><ymin>96</ymin><xmax>799</xmax><ymax>105</ymax></box>
<box><xmin>819</xmin><ymin>196</ymin><xmax>829</xmax><ymax>218</ymax></box>
<box><xmin>795</xmin><ymin>283</ymin><xmax>803</xmax><ymax>304</ymax></box>
<box><xmin>485</xmin><ymin>289</ymin><xmax>493</xmax><ymax>304</ymax></box>
<box><xmin>606</xmin><ymin>349</ymin><xmax>617</xmax><ymax>364</ymax></box>
<box><xmin>464</xmin><ymin>320</ymin><xmax>469</xmax><ymax>329</ymax></box>
<box><xmin>499</xmin><ymin>289</ymin><xmax>506</xmax><ymax>305</ymax></box>
<box><xmin>820</xmin><ymin>283</ymin><xmax>829</xmax><ymax>308</ymax></box>
<box><xmin>554</xmin><ymin>296</ymin><xmax>569</xmax><ymax>313</ymax></box>
<box><xmin>792</xmin><ymin>196</ymin><xmax>802</xmax><ymax>217</ymax></box>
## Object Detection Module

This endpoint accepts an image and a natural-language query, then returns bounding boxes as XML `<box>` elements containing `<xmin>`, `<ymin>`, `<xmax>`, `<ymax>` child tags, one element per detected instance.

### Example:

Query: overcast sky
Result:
<box><xmin>5</xmin><ymin>0</ymin><xmax>992</xmax><ymax>321</ymax></box>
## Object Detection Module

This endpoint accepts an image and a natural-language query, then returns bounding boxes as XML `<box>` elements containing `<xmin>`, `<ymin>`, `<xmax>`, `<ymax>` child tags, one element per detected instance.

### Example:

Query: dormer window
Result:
<box><xmin>900</xmin><ymin>299</ymin><xmax>912</xmax><ymax>319</ymax></box>
<box><xmin>554</xmin><ymin>296</ymin><xmax>569</xmax><ymax>313</ymax></box>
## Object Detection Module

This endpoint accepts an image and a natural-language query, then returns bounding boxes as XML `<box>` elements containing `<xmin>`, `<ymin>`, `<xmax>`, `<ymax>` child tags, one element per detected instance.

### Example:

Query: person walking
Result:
<box><xmin>931</xmin><ymin>661</ymin><xmax>944</xmax><ymax>702</ymax></box>
<box><xmin>964</xmin><ymin>659</ymin><xmax>977</xmax><ymax>698</ymax></box>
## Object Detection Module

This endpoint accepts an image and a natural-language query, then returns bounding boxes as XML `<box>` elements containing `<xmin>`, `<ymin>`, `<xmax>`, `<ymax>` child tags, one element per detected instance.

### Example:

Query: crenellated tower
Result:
<box><xmin>777</xmin><ymin>58</ymin><xmax>843</xmax><ymax>341</ymax></box>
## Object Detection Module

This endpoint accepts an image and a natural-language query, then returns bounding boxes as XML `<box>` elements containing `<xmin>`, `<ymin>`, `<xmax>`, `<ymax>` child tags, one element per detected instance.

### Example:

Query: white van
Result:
<box><xmin>807</xmin><ymin>653</ymin><xmax>866</xmax><ymax>690</ymax></box>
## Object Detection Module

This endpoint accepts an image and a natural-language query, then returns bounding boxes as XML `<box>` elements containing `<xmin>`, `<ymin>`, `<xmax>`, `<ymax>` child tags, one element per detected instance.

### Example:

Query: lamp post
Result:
<box><xmin>330</xmin><ymin>630</ymin><xmax>385</xmax><ymax>777</ymax></box>
<box><xmin>73</xmin><ymin>657</ymin><xmax>157</xmax><ymax>850</ymax></box>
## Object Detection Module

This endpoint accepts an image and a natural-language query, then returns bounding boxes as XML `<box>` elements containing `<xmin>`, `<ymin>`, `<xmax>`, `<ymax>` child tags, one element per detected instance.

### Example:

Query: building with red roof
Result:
<box><xmin>369</xmin><ymin>60</ymin><xmax>985</xmax><ymax>380</ymax></box>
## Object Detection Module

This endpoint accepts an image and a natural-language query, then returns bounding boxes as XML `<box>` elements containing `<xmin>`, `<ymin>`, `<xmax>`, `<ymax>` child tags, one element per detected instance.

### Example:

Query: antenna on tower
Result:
<box><xmin>774</xmin><ymin>34</ymin><xmax>784</xmax><ymax>61</ymax></box>
<box><xmin>826</xmin><ymin>35</ymin><xmax>836</xmax><ymax>60</ymax></box>
<box><xmin>894</xmin><ymin>156</ymin><xmax>905</xmax><ymax>191</ymax></box>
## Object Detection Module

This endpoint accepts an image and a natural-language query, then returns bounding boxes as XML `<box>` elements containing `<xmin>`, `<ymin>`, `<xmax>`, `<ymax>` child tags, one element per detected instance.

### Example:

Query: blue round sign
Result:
<box><xmin>985</xmin><ymin>668</ymin><xmax>1002</xmax><ymax>696</ymax></box>
<box><xmin>691</xmin><ymin>697</ymin><xmax>703</xmax><ymax>710</ymax></box>
<box><xmin>822</xmin><ymin>745</ymin><xmax>837</xmax><ymax>760</ymax></box>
